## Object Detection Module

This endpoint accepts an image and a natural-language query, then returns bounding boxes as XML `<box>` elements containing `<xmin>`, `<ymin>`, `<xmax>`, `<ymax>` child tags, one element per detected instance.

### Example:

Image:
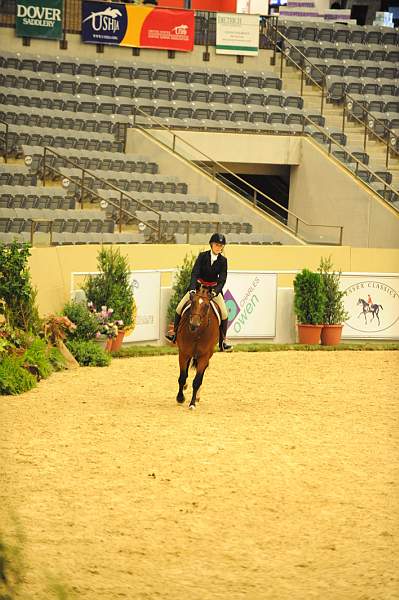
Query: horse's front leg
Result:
<box><xmin>189</xmin><ymin>357</ymin><xmax>209</xmax><ymax>410</ymax></box>
<box><xmin>177</xmin><ymin>353</ymin><xmax>190</xmax><ymax>404</ymax></box>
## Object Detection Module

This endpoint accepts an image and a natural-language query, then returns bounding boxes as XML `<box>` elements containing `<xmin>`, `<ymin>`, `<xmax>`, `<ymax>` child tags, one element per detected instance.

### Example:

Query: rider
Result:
<box><xmin>166</xmin><ymin>232</ymin><xmax>233</xmax><ymax>352</ymax></box>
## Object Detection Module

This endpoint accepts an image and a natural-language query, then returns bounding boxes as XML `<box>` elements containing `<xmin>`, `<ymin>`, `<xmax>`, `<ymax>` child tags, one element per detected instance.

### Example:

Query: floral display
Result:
<box><xmin>87</xmin><ymin>303</ymin><xmax>123</xmax><ymax>339</ymax></box>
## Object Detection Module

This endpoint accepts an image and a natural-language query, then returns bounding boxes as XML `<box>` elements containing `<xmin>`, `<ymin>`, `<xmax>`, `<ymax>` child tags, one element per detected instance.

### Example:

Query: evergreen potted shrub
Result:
<box><xmin>83</xmin><ymin>247</ymin><xmax>136</xmax><ymax>352</ymax></box>
<box><xmin>166</xmin><ymin>253</ymin><xmax>196</xmax><ymax>336</ymax></box>
<box><xmin>318</xmin><ymin>256</ymin><xmax>349</xmax><ymax>346</ymax></box>
<box><xmin>293</xmin><ymin>268</ymin><xmax>326</xmax><ymax>344</ymax></box>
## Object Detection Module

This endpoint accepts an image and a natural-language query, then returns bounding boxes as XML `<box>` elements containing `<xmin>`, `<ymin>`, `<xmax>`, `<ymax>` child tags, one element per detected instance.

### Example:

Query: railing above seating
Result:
<box><xmin>262</xmin><ymin>17</ymin><xmax>399</xmax><ymax>171</ymax></box>
<box><xmin>129</xmin><ymin>105</ymin><xmax>344</xmax><ymax>246</ymax></box>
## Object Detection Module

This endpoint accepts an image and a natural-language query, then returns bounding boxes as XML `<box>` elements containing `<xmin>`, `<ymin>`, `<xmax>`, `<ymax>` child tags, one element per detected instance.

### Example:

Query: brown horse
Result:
<box><xmin>176</xmin><ymin>284</ymin><xmax>220</xmax><ymax>410</ymax></box>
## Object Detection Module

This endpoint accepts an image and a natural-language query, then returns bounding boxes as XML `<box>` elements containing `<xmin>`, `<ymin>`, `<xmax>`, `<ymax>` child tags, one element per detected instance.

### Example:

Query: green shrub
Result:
<box><xmin>0</xmin><ymin>355</ymin><xmax>37</xmax><ymax>395</ymax></box>
<box><xmin>0</xmin><ymin>241</ymin><xmax>40</xmax><ymax>333</ymax></box>
<box><xmin>167</xmin><ymin>253</ymin><xmax>197</xmax><ymax>323</ymax></box>
<box><xmin>62</xmin><ymin>300</ymin><xmax>99</xmax><ymax>341</ymax></box>
<box><xmin>318</xmin><ymin>256</ymin><xmax>349</xmax><ymax>325</ymax></box>
<box><xmin>22</xmin><ymin>338</ymin><xmax>53</xmax><ymax>380</ymax></box>
<box><xmin>83</xmin><ymin>247</ymin><xmax>136</xmax><ymax>329</ymax></box>
<box><xmin>66</xmin><ymin>340</ymin><xmax>111</xmax><ymax>367</ymax></box>
<box><xmin>47</xmin><ymin>346</ymin><xmax>67</xmax><ymax>372</ymax></box>
<box><xmin>293</xmin><ymin>268</ymin><xmax>326</xmax><ymax>325</ymax></box>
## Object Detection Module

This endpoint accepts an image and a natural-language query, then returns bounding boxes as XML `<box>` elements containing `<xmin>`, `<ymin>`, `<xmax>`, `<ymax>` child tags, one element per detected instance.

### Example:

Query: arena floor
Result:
<box><xmin>1</xmin><ymin>351</ymin><xmax>399</xmax><ymax>600</ymax></box>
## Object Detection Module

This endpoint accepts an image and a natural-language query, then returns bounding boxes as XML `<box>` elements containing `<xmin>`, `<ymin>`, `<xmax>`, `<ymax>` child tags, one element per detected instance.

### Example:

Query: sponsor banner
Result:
<box><xmin>124</xmin><ymin>271</ymin><xmax>161</xmax><ymax>343</ymax></box>
<box><xmin>82</xmin><ymin>1</ymin><xmax>194</xmax><ymax>52</ymax></box>
<box><xmin>341</xmin><ymin>275</ymin><xmax>399</xmax><ymax>339</ymax></box>
<box><xmin>216</xmin><ymin>12</ymin><xmax>259</xmax><ymax>56</ymax></box>
<box><xmin>16</xmin><ymin>0</ymin><xmax>63</xmax><ymax>39</ymax></box>
<box><xmin>224</xmin><ymin>272</ymin><xmax>277</xmax><ymax>338</ymax></box>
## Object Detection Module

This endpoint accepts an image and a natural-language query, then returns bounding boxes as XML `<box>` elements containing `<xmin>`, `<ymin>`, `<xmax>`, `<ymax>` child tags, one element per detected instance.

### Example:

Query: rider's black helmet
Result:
<box><xmin>209</xmin><ymin>233</ymin><xmax>226</xmax><ymax>245</ymax></box>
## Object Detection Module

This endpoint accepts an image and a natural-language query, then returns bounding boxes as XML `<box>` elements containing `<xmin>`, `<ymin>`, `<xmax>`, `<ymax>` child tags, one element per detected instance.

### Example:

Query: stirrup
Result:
<box><xmin>220</xmin><ymin>340</ymin><xmax>233</xmax><ymax>352</ymax></box>
<box><xmin>165</xmin><ymin>332</ymin><xmax>176</xmax><ymax>343</ymax></box>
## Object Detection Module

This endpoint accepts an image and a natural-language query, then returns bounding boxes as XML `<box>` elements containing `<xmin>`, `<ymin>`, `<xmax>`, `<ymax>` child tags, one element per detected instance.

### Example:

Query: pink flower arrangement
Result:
<box><xmin>87</xmin><ymin>302</ymin><xmax>123</xmax><ymax>339</ymax></box>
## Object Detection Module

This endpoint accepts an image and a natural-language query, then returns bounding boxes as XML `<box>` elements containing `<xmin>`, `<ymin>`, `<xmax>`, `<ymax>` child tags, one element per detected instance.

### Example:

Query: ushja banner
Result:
<box><xmin>82</xmin><ymin>1</ymin><xmax>194</xmax><ymax>52</ymax></box>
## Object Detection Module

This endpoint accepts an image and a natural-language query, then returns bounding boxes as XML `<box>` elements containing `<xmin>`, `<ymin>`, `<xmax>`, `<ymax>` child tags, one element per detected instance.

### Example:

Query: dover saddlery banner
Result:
<box><xmin>341</xmin><ymin>275</ymin><xmax>399</xmax><ymax>339</ymax></box>
<box><xmin>16</xmin><ymin>0</ymin><xmax>63</xmax><ymax>39</ymax></box>
<box><xmin>216</xmin><ymin>12</ymin><xmax>259</xmax><ymax>56</ymax></box>
<box><xmin>224</xmin><ymin>272</ymin><xmax>277</xmax><ymax>338</ymax></box>
<box><xmin>82</xmin><ymin>1</ymin><xmax>194</xmax><ymax>52</ymax></box>
<box><xmin>124</xmin><ymin>271</ymin><xmax>161</xmax><ymax>343</ymax></box>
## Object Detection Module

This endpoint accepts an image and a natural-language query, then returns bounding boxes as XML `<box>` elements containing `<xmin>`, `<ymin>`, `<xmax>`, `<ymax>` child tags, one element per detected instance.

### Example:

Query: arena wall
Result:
<box><xmin>28</xmin><ymin>244</ymin><xmax>399</xmax><ymax>343</ymax></box>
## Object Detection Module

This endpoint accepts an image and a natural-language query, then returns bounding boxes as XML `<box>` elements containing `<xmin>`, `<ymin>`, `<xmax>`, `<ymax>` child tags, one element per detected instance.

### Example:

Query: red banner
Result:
<box><xmin>137</xmin><ymin>7</ymin><xmax>194</xmax><ymax>52</ymax></box>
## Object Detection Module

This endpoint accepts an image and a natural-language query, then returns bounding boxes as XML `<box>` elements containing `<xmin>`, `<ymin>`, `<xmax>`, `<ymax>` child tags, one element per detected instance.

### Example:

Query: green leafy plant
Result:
<box><xmin>66</xmin><ymin>339</ymin><xmax>111</xmax><ymax>367</ymax></box>
<box><xmin>22</xmin><ymin>338</ymin><xmax>53</xmax><ymax>380</ymax></box>
<box><xmin>62</xmin><ymin>300</ymin><xmax>99</xmax><ymax>341</ymax></box>
<box><xmin>167</xmin><ymin>253</ymin><xmax>197</xmax><ymax>323</ymax></box>
<box><xmin>0</xmin><ymin>355</ymin><xmax>37</xmax><ymax>395</ymax></box>
<box><xmin>47</xmin><ymin>346</ymin><xmax>67</xmax><ymax>372</ymax></box>
<box><xmin>293</xmin><ymin>268</ymin><xmax>325</xmax><ymax>325</ymax></box>
<box><xmin>318</xmin><ymin>256</ymin><xmax>349</xmax><ymax>325</ymax></box>
<box><xmin>0</xmin><ymin>241</ymin><xmax>40</xmax><ymax>332</ymax></box>
<box><xmin>83</xmin><ymin>247</ymin><xmax>136</xmax><ymax>331</ymax></box>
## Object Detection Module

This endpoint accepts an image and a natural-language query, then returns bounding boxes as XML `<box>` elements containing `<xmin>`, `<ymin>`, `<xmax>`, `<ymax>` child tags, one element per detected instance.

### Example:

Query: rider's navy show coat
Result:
<box><xmin>189</xmin><ymin>250</ymin><xmax>227</xmax><ymax>296</ymax></box>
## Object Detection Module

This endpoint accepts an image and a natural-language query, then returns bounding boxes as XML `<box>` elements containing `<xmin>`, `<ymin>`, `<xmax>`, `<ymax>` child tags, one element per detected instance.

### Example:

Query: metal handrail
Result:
<box><xmin>263</xmin><ymin>18</ymin><xmax>327</xmax><ymax>114</ymax></box>
<box><xmin>134</xmin><ymin>105</ymin><xmax>397</xmax><ymax>209</ymax></box>
<box><xmin>40</xmin><ymin>146</ymin><xmax>162</xmax><ymax>240</ymax></box>
<box><xmin>0</xmin><ymin>118</ymin><xmax>9</xmax><ymax>163</ymax></box>
<box><xmin>302</xmin><ymin>116</ymin><xmax>399</xmax><ymax>200</ymax></box>
<box><xmin>131</xmin><ymin>106</ymin><xmax>344</xmax><ymax>245</ymax></box>
<box><xmin>264</xmin><ymin>18</ymin><xmax>398</xmax><ymax>169</ymax></box>
<box><xmin>343</xmin><ymin>93</ymin><xmax>399</xmax><ymax>167</ymax></box>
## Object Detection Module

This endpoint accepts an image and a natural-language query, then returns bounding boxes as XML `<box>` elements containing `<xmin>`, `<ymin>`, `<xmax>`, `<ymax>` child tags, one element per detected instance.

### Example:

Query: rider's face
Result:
<box><xmin>210</xmin><ymin>242</ymin><xmax>224</xmax><ymax>254</ymax></box>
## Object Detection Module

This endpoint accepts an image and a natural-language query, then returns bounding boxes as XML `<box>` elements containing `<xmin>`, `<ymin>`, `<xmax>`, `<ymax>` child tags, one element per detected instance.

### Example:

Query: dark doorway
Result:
<box><xmin>217</xmin><ymin>172</ymin><xmax>290</xmax><ymax>224</ymax></box>
<box><xmin>350</xmin><ymin>4</ymin><xmax>368</xmax><ymax>24</ymax></box>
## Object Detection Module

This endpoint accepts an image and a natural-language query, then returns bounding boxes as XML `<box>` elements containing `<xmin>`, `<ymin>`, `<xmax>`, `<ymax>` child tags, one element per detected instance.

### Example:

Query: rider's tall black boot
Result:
<box><xmin>219</xmin><ymin>319</ymin><xmax>233</xmax><ymax>352</ymax></box>
<box><xmin>165</xmin><ymin>313</ymin><xmax>181</xmax><ymax>343</ymax></box>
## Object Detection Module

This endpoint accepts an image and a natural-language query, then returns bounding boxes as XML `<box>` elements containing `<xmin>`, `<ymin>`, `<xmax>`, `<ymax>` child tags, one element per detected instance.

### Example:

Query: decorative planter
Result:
<box><xmin>105</xmin><ymin>337</ymin><xmax>113</xmax><ymax>353</ymax></box>
<box><xmin>297</xmin><ymin>323</ymin><xmax>323</xmax><ymax>345</ymax></box>
<box><xmin>321</xmin><ymin>324</ymin><xmax>343</xmax><ymax>346</ymax></box>
<box><xmin>111</xmin><ymin>329</ymin><xmax>125</xmax><ymax>353</ymax></box>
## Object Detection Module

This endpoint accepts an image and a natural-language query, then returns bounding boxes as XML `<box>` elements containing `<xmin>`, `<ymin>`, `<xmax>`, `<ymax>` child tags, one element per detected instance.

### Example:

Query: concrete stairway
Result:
<box><xmin>274</xmin><ymin>64</ymin><xmax>399</xmax><ymax>193</ymax></box>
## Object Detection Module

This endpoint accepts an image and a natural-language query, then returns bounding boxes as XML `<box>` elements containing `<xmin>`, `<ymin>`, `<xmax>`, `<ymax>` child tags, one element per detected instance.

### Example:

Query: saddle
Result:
<box><xmin>181</xmin><ymin>298</ymin><xmax>221</xmax><ymax>325</ymax></box>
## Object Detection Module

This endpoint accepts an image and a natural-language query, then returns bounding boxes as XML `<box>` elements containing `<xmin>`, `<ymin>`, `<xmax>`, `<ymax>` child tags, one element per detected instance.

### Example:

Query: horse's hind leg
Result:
<box><xmin>177</xmin><ymin>354</ymin><xmax>190</xmax><ymax>404</ymax></box>
<box><xmin>189</xmin><ymin>358</ymin><xmax>209</xmax><ymax>410</ymax></box>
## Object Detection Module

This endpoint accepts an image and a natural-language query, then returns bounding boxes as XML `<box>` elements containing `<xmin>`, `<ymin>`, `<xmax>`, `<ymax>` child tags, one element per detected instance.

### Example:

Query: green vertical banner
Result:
<box><xmin>16</xmin><ymin>0</ymin><xmax>63</xmax><ymax>39</ymax></box>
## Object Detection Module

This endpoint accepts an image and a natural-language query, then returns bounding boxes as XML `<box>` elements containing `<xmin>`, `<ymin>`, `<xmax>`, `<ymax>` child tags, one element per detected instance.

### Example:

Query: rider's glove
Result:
<box><xmin>210</xmin><ymin>290</ymin><xmax>217</xmax><ymax>298</ymax></box>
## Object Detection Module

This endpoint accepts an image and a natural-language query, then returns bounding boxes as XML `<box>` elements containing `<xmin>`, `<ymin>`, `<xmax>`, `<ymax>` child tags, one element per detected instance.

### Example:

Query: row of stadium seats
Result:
<box><xmin>288</xmin><ymin>40</ymin><xmax>399</xmax><ymax>62</ymax></box>
<box><xmin>19</xmin><ymin>146</ymin><xmax>158</xmax><ymax>176</ymax></box>
<box><xmin>301</xmin><ymin>60</ymin><xmax>398</xmax><ymax>81</ymax></box>
<box><xmin>0</xmin><ymin>53</ymin><xmax>282</xmax><ymax>89</ymax></box>
<box><xmin>0</xmin><ymin>69</ymin><xmax>285</xmax><ymax>96</ymax></box>
<box><xmin>278</xmin><ymin>20</ymin><xmax>399</xmax><ymax>45</ymax></box>
<box><xmin>0</xmin><ymin>231</ymin><xmax>146</xmax><ymax>246</ymax></box>
<box><xmin>0</xmin><ymin>186</ymin><xmax>74</xmax><ymax>210</ymax></box>
<box><xmin>0</xmin><ymin>208</ymin><xmax>114</xmax><ymax>234</ymax></box>
<box><xmin>0</xmin><ymin>106</ymin><xmax>121</xmax><ymax>134</ymax></box>
<box><xmin>0</xmin><ymin>127</ymin><xmax>121</xmax><ymax>157</ymax></box>
<box><xmin>99</xmin><ymin>191</ymin><xmax>220</xmax><ymax>215</ymax></box>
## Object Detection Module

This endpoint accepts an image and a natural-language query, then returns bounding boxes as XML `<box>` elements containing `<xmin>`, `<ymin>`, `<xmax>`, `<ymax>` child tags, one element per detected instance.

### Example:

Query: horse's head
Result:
<box><xmin>189</xmin><ymin>286</ymin><xmax>212</xmax><ymax>332</ymax></box>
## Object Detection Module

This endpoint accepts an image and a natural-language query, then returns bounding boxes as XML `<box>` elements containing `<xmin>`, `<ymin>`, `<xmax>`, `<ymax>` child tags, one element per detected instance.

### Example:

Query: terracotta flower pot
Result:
<box><xmin>321</xmin><ymin>324</ymin><xmax>343</xmax><ymax>346</ymax></box>
<box><xmin>297</xmin><ymin>323</ymin><xmax>323</xmax><ymax>345</ymax></box>
<box><xmin>105</xmin><ymin>337</ymin><xmax>113</xmax><ymax>353</ymax></box>
<box><xmin>111</xmin><ymin>329</ymin><xmax>125</xmax><ymax>353</ymax></box>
